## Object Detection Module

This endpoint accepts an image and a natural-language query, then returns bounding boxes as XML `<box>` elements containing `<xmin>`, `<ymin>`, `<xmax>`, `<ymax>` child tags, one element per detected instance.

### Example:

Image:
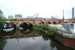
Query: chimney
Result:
<box><xmin>62</xmin><ymin>10</ymin><xmax>64</xmax><ymax>25</ymax></box>
<box><xmin>72</xmin><ymin>8</ymin><xmax>74</xmax><ymax>19</ymax></box>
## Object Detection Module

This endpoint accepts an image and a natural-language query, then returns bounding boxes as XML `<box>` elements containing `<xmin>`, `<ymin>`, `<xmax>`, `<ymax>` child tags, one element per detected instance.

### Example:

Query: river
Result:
<box><xmin>0</xmin><ymin>36</ymin><xmax>74</xmax><ymax>50</ymax></box>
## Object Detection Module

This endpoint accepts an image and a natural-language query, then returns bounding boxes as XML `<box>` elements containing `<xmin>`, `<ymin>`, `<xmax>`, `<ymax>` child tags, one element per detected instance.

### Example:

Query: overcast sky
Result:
<box><xmin>0</xmin><ymin>0</ymin><xmax>75</xmax><ymax>19</ymax></box>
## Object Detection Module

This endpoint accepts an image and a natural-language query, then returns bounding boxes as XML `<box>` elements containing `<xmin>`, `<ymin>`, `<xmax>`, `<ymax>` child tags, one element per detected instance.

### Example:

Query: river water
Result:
<box><xmin>1</xmin><ymin>36</ymin><xmax>56</xmax><ymax>50</ymax></box>
<box><xmin>0</xmin><ymin>36</ymin><xmax>74</xmax><ymax>50</ymax></box>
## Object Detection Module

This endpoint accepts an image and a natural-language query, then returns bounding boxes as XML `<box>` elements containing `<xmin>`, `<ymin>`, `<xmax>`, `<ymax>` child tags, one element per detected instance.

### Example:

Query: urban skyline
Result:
<box><xmin>0</xmin><ymin>0</ymin><xmax>75</xmax><ymax>19</ymax></box>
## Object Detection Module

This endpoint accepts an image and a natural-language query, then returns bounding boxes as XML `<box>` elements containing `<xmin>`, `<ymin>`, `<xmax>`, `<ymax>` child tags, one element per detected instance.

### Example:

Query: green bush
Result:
<box><xmin>0</xmin><ymin>18</ymin><xmax>6</xmax><ymax>32</ymax></box>
<box><xmin>0</xmin><ymin>17</ymin><xmax>6</xmax><ymax>24</ymax></box>
<box><xmin>33</xmin><ymin>24</ymin><xmax>59</xmax><ymax>37</ymax></box>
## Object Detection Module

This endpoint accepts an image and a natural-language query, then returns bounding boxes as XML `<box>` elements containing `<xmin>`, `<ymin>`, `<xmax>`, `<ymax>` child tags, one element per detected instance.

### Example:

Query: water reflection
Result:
<box><xmin>0</xmin><ymin>36</ymin><xmax>74</xmax><ymax>50</ymax></box>
<box><xmin>3</xmin><ymin>36</ymin><xmax>51</xmax><ymax>50</ymax></box>
<box><xmin>0</xmin><ymin>38</ymin><xmax>6</xmax><ymax>50</ymax></box>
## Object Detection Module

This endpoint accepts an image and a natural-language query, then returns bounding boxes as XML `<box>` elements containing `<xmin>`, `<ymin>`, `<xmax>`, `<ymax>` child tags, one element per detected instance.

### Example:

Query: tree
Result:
<box><xmin>0</xmin><ymin>10</ymin><xmax>3</xmax><ymax>18</ymax></box>
<box><xmin>0</xmin><ymin>10</ymin><xmax>6</xmax><ymax>31</ymax></box>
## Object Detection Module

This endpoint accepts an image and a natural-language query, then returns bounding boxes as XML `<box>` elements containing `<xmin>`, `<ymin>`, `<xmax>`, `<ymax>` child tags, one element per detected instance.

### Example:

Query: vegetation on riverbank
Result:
<box><xmin>0</xmin><ymin>19</ymin><xmax>7</xmax><ymax>35</ymax></box>
<box><xmin>33</xmin><ymin>24</ymin><xmax>59</xmax><ymax>38</ymax></box>
<box><xmin>0</xmin><ymin>10</ymin><xmax>6</xmax><ymax>32</ymax></box>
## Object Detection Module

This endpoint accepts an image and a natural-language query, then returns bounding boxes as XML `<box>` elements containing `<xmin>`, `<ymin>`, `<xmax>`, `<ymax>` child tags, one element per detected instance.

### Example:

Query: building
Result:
<box><xmin>8</xmin><ymin>15</ymin><xmax>14</xmax><ymax>20</ymax></box>
<box><xmin>15</xmin><ymin>14</ymin><xmax>22</xmax><ymax>19</ymax></box>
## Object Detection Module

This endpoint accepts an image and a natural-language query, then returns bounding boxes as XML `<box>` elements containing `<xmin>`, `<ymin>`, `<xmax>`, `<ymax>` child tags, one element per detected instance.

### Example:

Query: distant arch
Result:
<box><xmin>53</xmin><ymin>22</ymin><xmax>56</xmax><ymax>24</ymax></box>
<box><xmin>47</xmin><ymin>22</ymin><xmax>51</xmax><ymax>24</ymax></box>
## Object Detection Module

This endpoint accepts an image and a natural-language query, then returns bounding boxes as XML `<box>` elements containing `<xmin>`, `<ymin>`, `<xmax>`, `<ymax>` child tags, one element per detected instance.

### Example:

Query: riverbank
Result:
<box><xmin>0</xmin><ymin>32</ymin><xmax>40</xmax><ymax>38</ymax></box>
<box><xmin>54</xmin><ymin>33</ymin><xmax>75</xmax><ymax>50</ymax></box>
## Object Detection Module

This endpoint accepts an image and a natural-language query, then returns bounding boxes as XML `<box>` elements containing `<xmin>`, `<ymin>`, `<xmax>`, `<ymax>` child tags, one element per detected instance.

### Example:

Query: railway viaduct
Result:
<box><xmin>7</xmin><ymin>18</ymin><xmax>75</xmax><ymax>25</ymax></box>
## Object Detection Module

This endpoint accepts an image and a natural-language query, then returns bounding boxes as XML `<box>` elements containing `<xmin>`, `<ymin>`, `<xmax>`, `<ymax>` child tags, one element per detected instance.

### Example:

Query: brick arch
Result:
<box><xmin>47</xmin><ymin>21</ymin><xmax>51</xmax><ymax>24</ymax></box>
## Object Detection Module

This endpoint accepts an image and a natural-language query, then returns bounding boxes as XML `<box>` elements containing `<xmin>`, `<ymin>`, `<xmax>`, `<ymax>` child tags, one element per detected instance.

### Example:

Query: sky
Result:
<box><xmin>0</xmin><ymin>0</ymin><xmax>75</xmax><ymax>19</ymax></box>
